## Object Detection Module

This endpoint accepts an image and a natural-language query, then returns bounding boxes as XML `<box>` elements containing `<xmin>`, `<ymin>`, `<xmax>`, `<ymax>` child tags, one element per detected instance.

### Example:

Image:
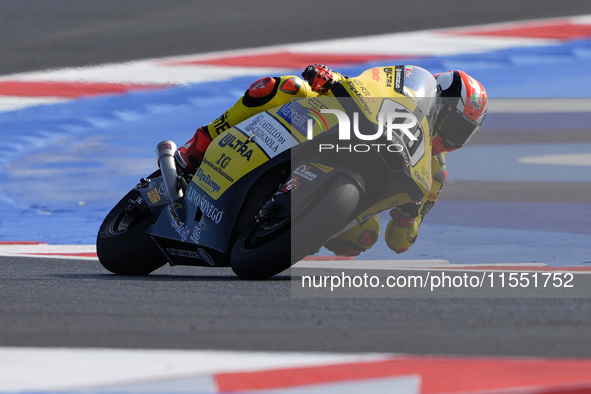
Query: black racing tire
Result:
<box><xmin>230</xmin><ymin>175</ymin><xmax>361</xmax><ymax>280</ymax></box>
<box><xmin>97</xmin><ymin>190</ymin><xmax>166</xmax><ymax>275</ymax></box>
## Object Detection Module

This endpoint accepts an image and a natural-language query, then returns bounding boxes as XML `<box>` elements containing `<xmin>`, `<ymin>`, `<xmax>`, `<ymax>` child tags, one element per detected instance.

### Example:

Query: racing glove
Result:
<box><xmin>302</xmin><ymin>64</ymin><xmax>336</xmax><ymax>94</ymax></box>
<box><xmin>390</xmin><ymin>202</ymin><xmax>420</xmax><ymax>227</ymax></box>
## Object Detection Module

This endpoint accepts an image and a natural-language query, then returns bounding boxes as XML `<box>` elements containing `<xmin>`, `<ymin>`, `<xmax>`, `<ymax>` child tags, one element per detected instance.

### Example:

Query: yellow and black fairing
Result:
<box><xmin>147</xmin><ymin>107</ymin><xmax>302</xmax><ymax>267</ymax></box>
<box><xmin>145</xmin><ymin>75</ymin><xmax>313</xmax><ymax>268</ymax></box>
<box><xmin>146</xmin><ymin>97</ymin><xmax>356</xmax><ymax>269</ymax></box>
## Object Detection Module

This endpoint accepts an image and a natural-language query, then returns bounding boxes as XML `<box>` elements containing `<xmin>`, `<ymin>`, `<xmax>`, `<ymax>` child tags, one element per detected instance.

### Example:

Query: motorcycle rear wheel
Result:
<box><xmin>230</xmin><ymin>175</ymin><xmax>361</xmax><ymax>280</ymax></box>
<box><xmin>97</xmin><ymin>190</ymin><xmax>166</xmax><ymax>275</ymax></box>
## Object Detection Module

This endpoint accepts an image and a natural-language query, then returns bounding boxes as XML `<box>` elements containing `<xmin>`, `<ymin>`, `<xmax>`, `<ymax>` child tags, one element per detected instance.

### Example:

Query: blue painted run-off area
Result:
<box><xmin>0</xmin><ymin>39</ymin><xmax>590</xmax><ymax>266</ymax></box>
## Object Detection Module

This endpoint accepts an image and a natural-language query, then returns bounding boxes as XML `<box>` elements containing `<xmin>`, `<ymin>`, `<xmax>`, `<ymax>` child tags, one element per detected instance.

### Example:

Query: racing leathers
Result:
<box><xmin>176</xmin><ymin>65</ymin><xmax>447</xmax><ymax>256</ymax></box>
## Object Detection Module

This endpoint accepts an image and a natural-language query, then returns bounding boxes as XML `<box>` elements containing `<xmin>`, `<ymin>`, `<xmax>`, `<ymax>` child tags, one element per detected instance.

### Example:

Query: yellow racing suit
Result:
<box><xmin>198</xmin><ymin>71</ymin><xmax>446</xmax><ymax>256</ymax></box>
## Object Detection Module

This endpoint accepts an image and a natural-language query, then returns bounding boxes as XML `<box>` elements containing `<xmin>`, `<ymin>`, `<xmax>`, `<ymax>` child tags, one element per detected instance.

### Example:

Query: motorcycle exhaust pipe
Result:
<box><xmin>156</xmin><ymin>140</ymin><xmax>183</xmax><ymax>202</ymax></box>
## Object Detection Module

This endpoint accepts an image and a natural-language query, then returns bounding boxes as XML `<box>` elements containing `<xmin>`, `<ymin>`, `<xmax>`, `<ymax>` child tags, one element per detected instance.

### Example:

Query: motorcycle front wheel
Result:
<box><xmin>97</xmin><ymin>190</ymin><xmax>166</xmax><ymax>275</ymax></box>
<box><xmin>230</xmin><ymin>174</ymin><xmax>361</xmax><ymax>280</ymax></box>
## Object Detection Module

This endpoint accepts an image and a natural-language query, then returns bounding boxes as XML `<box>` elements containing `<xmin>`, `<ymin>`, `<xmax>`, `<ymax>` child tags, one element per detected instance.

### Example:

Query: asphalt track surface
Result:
<box><xmin>3</xmin><ymin>0</ymin><xmax>591</xmax><ymax>75</ymax></box>
<box><xmin>3</xmin><ymin>257</ymin><xmax>591</xmax><ymax>358</ymax></box>
<box><xmin>2</xmin><ymin>0</ymin><xmax>591</xmax><ymax>358</ymax></box>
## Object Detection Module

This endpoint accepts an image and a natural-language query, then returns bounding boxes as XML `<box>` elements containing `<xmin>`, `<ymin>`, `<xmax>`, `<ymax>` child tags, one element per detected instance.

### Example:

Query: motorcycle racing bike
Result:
<box><xmin>97</xmin><ymin>65</ymin><xmax>439</xmax><ymax>279</ymax></box>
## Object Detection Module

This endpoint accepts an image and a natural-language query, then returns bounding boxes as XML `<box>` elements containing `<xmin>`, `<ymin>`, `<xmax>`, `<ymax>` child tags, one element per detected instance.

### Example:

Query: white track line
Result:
<box><xmin>488</xmin><ymin>98</ymin><xmax>591</xmax><ymax>113</ymax></box>
<box><xmin>519</xmin><ymin>153</ymin><xmax>591</xmax><ymax>166</ymax></box>
<box><xmin>0</xmin><ymin>243</ymin><xmax>97</xmax><ymax>260</ymax></box>
<box><xmin>0</xmin><ymin>96</ymin><xmax>69</xmax><ymax>112</ymax></box>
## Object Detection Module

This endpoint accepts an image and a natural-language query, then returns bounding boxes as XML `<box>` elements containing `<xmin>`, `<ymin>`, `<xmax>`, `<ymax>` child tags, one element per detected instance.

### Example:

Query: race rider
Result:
<box><xmin>174</xmin><ymin>64</ymin><xmax>488</xmax><ymax>256</ymax></box>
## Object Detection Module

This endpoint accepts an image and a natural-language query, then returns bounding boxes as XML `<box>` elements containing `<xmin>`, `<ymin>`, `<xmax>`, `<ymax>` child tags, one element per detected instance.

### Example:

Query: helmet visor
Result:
<box><xmin>437</xmin><ymin>105</ymin><xmax>482</xmax><ymax>150</ymax></box>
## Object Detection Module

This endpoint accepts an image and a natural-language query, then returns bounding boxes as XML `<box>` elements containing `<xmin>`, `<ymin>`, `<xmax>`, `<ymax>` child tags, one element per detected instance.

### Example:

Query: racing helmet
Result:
<box><xmin>432</xmin><ymin>70</ymin><xmax>488</xmax><ymax>154</ymax></box>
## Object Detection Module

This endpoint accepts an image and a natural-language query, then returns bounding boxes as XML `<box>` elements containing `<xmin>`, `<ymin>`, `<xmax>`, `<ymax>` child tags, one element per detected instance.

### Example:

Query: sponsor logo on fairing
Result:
<box><xmin>346</xmin><ymin>80</ymin><xmax>373</xmax><ymax>115</ymax></box>
<box><xmin>294</xmin><ymin>165</ymin><xmax>317</xmax><ymax>181</ymax></box>
<box><xmin>404</xmin><ymin>65</ymin><xmax>414</xmax><ymax>78</ymax></box>
<box><xmin>166</xmin><ymin>248</ymin><xmax>200</xmax><ymax>259</ymax></box>
<box><xmin>280</xmin><ymin>176</ymin><xmax>301</xmax><ymax>194</ymax></box>
<box><xmin>394</xmin><ymin>66</ymin><xmax>404</xmax><ymax>93</ymax></box>
<box><xmin>277</xmin><ymin>101</ymin><xmax>327</xmax><ymax>138</ymax></box>
<box><xmin>202</xmin><ymin>156</ymin><xmax>234</xmax><ymax>183</ymax></box>
<box><xmin>185</xmin><ymin>187</ymin><xmax>224</xmax><ymax>224</ymax></box>
<box><xmin>195</xmin><ymin>168</ymin><xmax>222</xmax><ymax>193</ymax></box>
<box><xmin>240</xmin><ymin>113</ymin><xmax>292</xmax><ymax>157</ymax></box>
<box><xmin>147</xmin><ymin>187</ymin><xmax>161</xmax><ymax>204</ymax></box>
<box><xmin>217</xmin><ymin>133</ymin><xmax>254</xmax><ymax>161</ymax></box>
<box><xmin>170</xmin><ymin>213</ymin><xmax>190</xmax><ymax>242</ymax></box>
<box><xmin>190</xmin><ymin>226</ymin><xmax>202</xmax><ymax>243</ymax></box>
<box><xmin>372</xmin><ymin>68</ymin><xmax>381</xmax><ymax>82</ymax></box>
<box><xmin>384</xmin><ymin>67</ymin><xmax>393</xmax><ymax>87</ymax></box>
<box><xmin>165</xmin><ymin>247</ymin><xmax>215</xmax><ymax>266</ymax></box>
<box><xmin>216</xmin><ymin>153</ymin><xmax>231</xmax><ymax>169</ymax></box>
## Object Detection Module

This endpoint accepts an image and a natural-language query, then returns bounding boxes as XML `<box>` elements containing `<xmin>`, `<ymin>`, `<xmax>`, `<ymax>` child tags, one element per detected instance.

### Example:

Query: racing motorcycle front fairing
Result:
<box><xmin>146</xmin><ymin>123</ymin><xmax>292</xmax><ymax>268</ymax></box>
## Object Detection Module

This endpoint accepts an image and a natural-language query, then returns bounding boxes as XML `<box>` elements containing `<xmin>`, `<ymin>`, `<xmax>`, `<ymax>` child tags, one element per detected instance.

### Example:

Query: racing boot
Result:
<box><xmin>174</xmin><ymin>126</ymin><xmax>213</xmax><ymax>174</ymax></box>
